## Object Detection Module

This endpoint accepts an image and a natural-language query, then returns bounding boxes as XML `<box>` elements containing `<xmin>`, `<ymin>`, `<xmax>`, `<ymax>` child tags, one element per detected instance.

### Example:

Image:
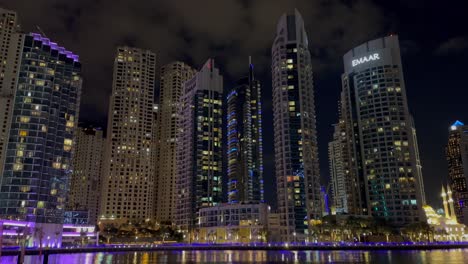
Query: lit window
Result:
<box><xmin>19</xmin><ymin>130</ymin><xmax>28</xmax><ymax>137</ymax></box>
<box><xmin>20</xmin><ymin>116</ymin><xmax>30</xmax><ymax>123</ymax></box>
<box><xmin>13</xmin><ymin>163</ymin><xmax>23</xmax><ymax>171</ymax></box>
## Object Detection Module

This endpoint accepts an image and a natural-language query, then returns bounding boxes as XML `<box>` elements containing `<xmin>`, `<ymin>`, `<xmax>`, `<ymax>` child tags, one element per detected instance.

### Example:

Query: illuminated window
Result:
<box><xmin>36</xmin><ymin>80</ymin><xmax>45</xmax><ymax>86</ymax></box>
<box><xmin>19</xmin><ymin>130</ymin><xmax>28</xmax><ymax>137</ymax></box>
<box><xmin>20</xmin><ymin>116</ymin><xmax>30</xmax><ymax>123</ymax></box>
<box><xmin>16</xmin><ymin>150</ymin><xmax>24</xmax><ymax>157</ymax></box>
<box><xmin>66</xmin><ymin>121</ymin><xmax>74</xmax><ymax>128</ymax></box>
<box><xmin>37</xmin><ymin>201</ymin><xmax>45</xmax><ymax>208</ymax></box>
<box><xmin>13</xmin><ymin>163</ymin><xmax>23</xmax><ymax>171</ymax></box>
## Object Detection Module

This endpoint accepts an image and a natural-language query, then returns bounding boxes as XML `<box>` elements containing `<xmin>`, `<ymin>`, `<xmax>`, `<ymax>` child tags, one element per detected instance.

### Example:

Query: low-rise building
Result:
<box><xmin>196</xmin><ymin>203</ymin><xmax>269</xmax><ymax>243</ymax></box>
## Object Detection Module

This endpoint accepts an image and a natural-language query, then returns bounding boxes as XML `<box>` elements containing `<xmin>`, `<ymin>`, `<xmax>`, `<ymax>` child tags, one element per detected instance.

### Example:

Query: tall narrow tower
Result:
<box><xmin>155</xmin><ymin>62</ymin><xmax>195</xmax><ymax>222</ymax></box>
<box><xmin>68</xmin><ymin>127</ymin><xmax>105</xmax><ymax>225</ymax></box>
<box><xmin>226</xmin><ymin>57</ymin><xmax>264</xmax><ymax>204</ymax></box>
<box><xmin>0</xmin><ymin>8</ymin><xmax>22</xmax><ymax>179</ymax></box>
<box><xmin>100</xmin><ymin>47</ymin><xmax>156</xmax><ymax>221</ymax></box>
<box><xmin>271</xmin><ymin>9</ymin><xmax>321</xmax><ymax>242</ymax></box>
<box><xmin>176</xmin><ymin>59</ymin><xmax>223</xmax><ymax>233</ymax></box>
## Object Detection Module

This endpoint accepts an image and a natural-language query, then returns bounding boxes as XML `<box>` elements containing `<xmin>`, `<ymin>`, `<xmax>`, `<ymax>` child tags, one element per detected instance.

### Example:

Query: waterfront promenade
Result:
<box><xmin>2</xmin><ymin>242</ymin><xmax>468</xmax><ymax>257</ymax></box>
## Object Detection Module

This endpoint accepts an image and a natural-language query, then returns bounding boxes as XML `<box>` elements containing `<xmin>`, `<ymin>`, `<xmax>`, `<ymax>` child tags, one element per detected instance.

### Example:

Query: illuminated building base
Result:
<box><xmin>0</xmin><ymin>220</ymin><xmax>97</xmax><ymax>247</ymax></box>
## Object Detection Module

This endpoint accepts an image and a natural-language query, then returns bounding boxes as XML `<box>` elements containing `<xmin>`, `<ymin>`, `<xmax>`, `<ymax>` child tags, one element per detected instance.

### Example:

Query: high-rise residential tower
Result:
<box><xmin>446</xmin><ymin>120</ymin><xmax>468</xmax><ymax>225</ymax></box>
<box><xmin>271</xmin><ymin>9</ymin><xmax>321</xmax><ymax>242</ymax></box>
<box><xmin>0</xmin><ymin>8</ymin><xmax>22</xmax><ymax>179</ymax></box>
<box><xmin>226</xmin><ymin>58</ymin><xmax>264</xmax><ymax>204</ymax></box>
<box><xmin>68</xmin><ymin>127</ymin><xmax>105</xmax><ymax>225</ymax></box>
<box><xmin>155</xmin><ymin>62</ymin><xmax>195</xmax><ymax>222</ymax></box>
<box><xmin>340</xmin><ymin>35</ymin><xmax>426</xmax><ymax>225</ymax></box>
<box><xmin>328</xmin><ymin>122</ymin><xmax>348</xmax><ymax>214</ymax></box>
<box><xmin>0</xmin><ymin>33</ymin><xmax>82</xmax><ymax>245</ymax></box>
<box><xmin>176</xmin><ymin>59</ymin><xmax>223</xmax><ymax>233</ymax></box>
<box><xmin>100</xmin><ymin>47</ymin><xmax>156</xmax><ymax>221</ymax></box>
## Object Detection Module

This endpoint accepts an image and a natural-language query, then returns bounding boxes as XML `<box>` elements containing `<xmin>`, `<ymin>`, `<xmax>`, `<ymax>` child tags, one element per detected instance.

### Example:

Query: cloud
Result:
<box><xmin>435</xmin><ymin>36</ymin><xmax>468</xmax><ymax>56</ymax></box>
<box><xmin>0</xmin><ymin>0</ymin><xmax>387</xmax><ymax>121</ymax></box>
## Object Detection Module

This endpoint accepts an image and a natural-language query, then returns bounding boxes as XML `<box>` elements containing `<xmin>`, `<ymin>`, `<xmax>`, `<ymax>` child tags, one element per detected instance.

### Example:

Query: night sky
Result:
<box><xmin>2</xmin><ymin>0</ymin><xmax>468</xmax><ymax>209</ymax></box>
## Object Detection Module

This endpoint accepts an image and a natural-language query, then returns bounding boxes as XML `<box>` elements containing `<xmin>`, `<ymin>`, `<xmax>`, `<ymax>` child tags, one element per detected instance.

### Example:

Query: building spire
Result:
<box><xmin>442</xmin><ymin>185</ymin><xmax>450</xmax><ymax>219</ymax></box>
<box><xmin>447</xmin><ymin>185</ymin><xmax>456</xmax><ymax>220</ymax></box>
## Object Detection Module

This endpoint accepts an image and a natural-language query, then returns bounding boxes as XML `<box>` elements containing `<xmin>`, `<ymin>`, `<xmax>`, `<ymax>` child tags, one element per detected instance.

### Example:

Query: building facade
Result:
<box><xmin>0</xmin><ymin>33</ymin><xmax>82</xmax><ymax>245</ymax></box>
<box><xmin>328</xmin><ymin>122</ymin><xmax>348</xmax><ymax>214</ymax></box>
<box><xmin>226</xmin><ymin>58</ymin><xmax>264</xmax><ymax>204</ymax></box>
<box><xmin>176</xmin><ymin>59</ymin><xmax>223</xmax><ymax>233</ymax></box>
<box><xmin>196</xmin><ymin>203</ymin><xmax>269</xmax><ymax>243</ymax></box>
<box><xmin>100</xmin><ymin>47</ymin><xmax>156</xmax><ymax>221</ymax></box>
<box><xmin>271</xmin><ymin>9</ymin><xmax>321</xmax><ymax>242</ymax></box>
<box><xmin>155</xmin><ymin>62</ymin><xmax>195</xmax><ymax>222</ymax></box>
<box><xmin>68</xmin><ymin>127</ymin><xmax>104</xmax><ymax>225</ymax></box>
<box><xmin>0</xmin><ymin>8</ymin><xmax>22</xmax><ymax>179</ymax></box>
<box><xmin>339</xmin><ymin>35</ymin><xmax>425</xmax><ymax>226</ymax></box>
<box><xmin>446</xmin><ymin>120</ymin><xmax>468</xmax><ymax>225</ymax></box>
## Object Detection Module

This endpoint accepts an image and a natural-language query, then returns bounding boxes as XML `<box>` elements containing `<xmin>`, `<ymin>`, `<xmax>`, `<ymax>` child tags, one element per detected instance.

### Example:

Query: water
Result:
<box><xmin>2</xmin><ymin>249</ymin><xmax>468</xmax><ymax>263</ymax></box>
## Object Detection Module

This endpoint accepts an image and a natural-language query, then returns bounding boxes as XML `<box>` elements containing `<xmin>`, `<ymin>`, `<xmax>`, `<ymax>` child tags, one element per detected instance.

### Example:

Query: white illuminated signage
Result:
<box><xmin>352</xmin><ymin>53</ymin><xmax>380</xmax><ymax>67</ymax></box>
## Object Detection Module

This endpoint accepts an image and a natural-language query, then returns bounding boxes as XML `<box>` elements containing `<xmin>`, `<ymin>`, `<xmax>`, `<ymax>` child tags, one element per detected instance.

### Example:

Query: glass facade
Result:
<box><xmin>446</xmin><ymin>121</ymin><xmax>468</xmax><ymax>224</ymax></box>
<box><xmin>176</xmin><ymin>59</ymin><xmax>223</xmax><ymax>233</ymax></box>
<box><xmin>227</xmin><ymin>60</ymin><xmax>264</xmax><ymax>204</ymax></box>
<box><xmin>340</xmin><ymin>35</ymin><xmax>425</xmax><ymax>225</ymax></box>
<box><xmin>271</xmin><ymin>10</ymin><xmax>321</xmax><ymax>242</ymax></box>
<box><xmin>0</xmin><ymin>33</ymin><xmax>82</xmax><ymax>225</ymax></box>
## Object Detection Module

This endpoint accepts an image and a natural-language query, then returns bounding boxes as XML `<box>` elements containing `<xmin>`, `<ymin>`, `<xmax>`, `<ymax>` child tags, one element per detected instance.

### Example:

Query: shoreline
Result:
<box><xmin>2</xmin><ymin>242</ymin><xmax>468</xmax><ymax>256</ymax></box>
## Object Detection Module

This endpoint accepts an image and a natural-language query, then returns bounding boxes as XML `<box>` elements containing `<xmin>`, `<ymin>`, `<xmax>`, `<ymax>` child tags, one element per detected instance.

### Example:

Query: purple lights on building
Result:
<box><xmin>30</xmin><ymin>33</ymin><xmax>79</xmax><ymax>62</ymax></box>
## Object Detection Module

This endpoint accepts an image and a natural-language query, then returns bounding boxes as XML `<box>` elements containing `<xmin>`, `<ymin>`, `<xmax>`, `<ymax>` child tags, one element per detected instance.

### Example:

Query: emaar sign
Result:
<box><xmin>352</xmin><ymin>53</ymin><xmax>380</xmax><ymax>67</ymax></box>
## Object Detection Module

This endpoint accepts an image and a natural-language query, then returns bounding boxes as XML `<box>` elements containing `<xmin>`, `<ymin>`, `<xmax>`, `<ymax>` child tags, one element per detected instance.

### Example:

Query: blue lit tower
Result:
<box><xmin>341</xmin><ymin>35</ymin><xmax>426</xmax><ymax>225</ymax></box>
<box><xmin>272</xmin><ymin>9</ymin><xmax>322</xmax><ymax>242</ymax></box>
<box><xmin>0</xmin><ymin>33</ymin><xmax>82</xmax><ymax>246</ymax></box>
<box><xmin>226</xmin><ymin>57</ymin><xmax>264</xmax><ymax>204</ymax></box>
<box><xmin>446</xmin><ymin>120</ymin><xmax>468</xmax><ymax>224</ymax></box>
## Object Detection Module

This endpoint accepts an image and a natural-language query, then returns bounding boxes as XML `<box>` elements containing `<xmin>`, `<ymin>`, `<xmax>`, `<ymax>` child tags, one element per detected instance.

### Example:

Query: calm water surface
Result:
<box><xmin>2</xmin><ymin>249</ymin><xmax>468</xmax><ymax>263</ymax></box>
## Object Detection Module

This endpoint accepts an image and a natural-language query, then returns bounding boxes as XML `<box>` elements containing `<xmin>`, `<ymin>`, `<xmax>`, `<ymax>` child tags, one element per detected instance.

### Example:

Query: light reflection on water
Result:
<box><xmin>2</xmin><ymin>249</ymin><xmax>468</xmax><ymax>263</ymax></box>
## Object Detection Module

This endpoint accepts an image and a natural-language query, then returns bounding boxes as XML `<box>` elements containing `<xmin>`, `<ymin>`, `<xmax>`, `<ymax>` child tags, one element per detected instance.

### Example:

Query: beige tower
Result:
<box><xmin>442</xmin><ymin>186</ymin><xmax>450</xmax><ymax>219</ymax></box>
<box><xmin>68</xmin><ymin>127</ymin><xmax>105</xmax><ymax>225</ymax></box>
<box><xmin>100</xmin><ymin>47</ymin><xmax>157</xmax><ymax>221</ymax></box>
<box><xmin>0</xmin><ymin>8</ymin><xmax>22</xmax><ymax>178</ymax></box>
<box><xmin>154</xmin><ymin>62</ymin><xmax>195</xmax><ymax>222</ymax></box>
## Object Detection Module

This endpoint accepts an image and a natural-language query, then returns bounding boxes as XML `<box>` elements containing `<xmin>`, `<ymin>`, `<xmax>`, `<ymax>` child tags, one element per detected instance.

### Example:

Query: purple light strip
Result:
<box><xmin>1</xmin><ymin>220</ymin><xmax>35</xmax><ymax>227</ymax></box>
<box><xmin>62</xmin><ymin>232</ymin><xmax>95</xmax><ymax>237</ymax></box>
<box><xmin>30</xmin><ymin>33</ymin><xmax>80</xmax><ymax>62</ymax></box>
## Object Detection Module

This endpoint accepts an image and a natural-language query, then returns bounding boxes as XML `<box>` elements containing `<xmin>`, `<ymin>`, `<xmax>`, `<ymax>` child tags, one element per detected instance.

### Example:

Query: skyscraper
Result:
<box><xmin>328</xmin><ymin>122</ymin><xmax>348</xmax><ymax>214</ymax></box>
<box><xmin>446</xmin><ymin>120</ymin><xmax>468</xmax><ymax>225</ymax></box>
<box><xmin>339</xmin><ymin>35</ymin><xmax>426</xmax><ymax>225</ymax></box>
<box><xmin>226</xmin><ymin>57</ymin><xmax>264</xmax><ymax>204</ymax></box>
<box><xmin>0</xmin><ymin>33</ymin><xmax>82</xmax><ymax>245</ymax></box>
<box><xmin>176</xmin><ymin>59</ymin><xmax>223</xmax><ymax>233</ymax></box>
<box><xmin>100</xmin><ymin>47</ymin><xmax>156</xmax><ymax>221</ymax></box>
<box><xmin>271</xmin><ymin>9</ymin><xmax>321</xmax><ymax>242</ymax></box>
<box><xmin>155</xmin><ymin>62</ymin><xmax>195</xmax><ymax>222</ymax></box>
<box><xmin>0</xmin><ymin>8</ymin><xmax>22</xmax><ymax>179</ymax></box>
<box><xmin>68</xmin><ymin>127</ymin><xmax>104</xmax><ymax>225</ymax></box>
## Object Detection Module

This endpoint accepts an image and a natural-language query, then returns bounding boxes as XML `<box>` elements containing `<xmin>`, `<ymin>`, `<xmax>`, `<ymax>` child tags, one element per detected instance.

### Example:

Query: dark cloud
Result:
<box><xmin>0</xmin><ymin>0</ymin><xmax>387</xmax><ymax>119</ymax></box>
<box><xmin>435</xmin><ymin>36</ymin><xmax>468</xmax><ymax>55</ymax></box>
<box><xmin>2</xmin><ymin>0</ymin><xmax>467</xmax><ymax>209</ymax></box>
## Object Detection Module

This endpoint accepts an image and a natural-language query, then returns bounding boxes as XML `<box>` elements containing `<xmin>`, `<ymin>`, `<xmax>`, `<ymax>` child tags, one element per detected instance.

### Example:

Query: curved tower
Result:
<box><xmin>271</xmin><ymin>9</ymin><xmax>321</xmax><ymax>242</ymax></box>
<box><xmin>341</xmin><ymin>35</ymin><xmax>426</xmax><ymax>225</ymax></box>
